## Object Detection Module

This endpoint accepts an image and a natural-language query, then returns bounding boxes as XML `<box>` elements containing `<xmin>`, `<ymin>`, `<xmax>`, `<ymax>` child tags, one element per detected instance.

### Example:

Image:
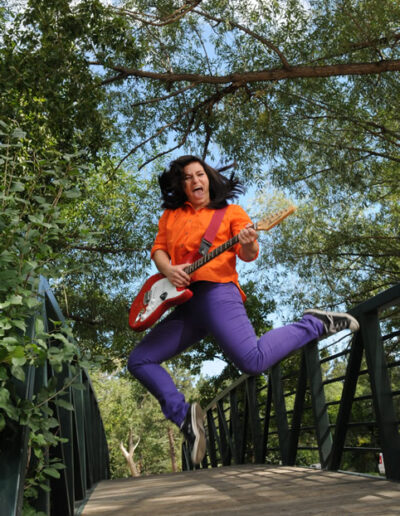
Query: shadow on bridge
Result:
<box><xmin>80</xmin><ymin>464</ymin><xmax>400</xmax><ymax>515</ymax></box>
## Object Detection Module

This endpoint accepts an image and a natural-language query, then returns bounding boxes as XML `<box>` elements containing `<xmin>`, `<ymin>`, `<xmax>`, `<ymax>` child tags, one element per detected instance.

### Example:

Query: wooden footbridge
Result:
<box><xmin>2</xmin><ymin>279</ymin><xmax>400</xmax><ymax>515</ymax></box>
<box><xmin>79</xmin><ymin>464</ymin><xmax>400</xmax><ymax>515</ymax></box>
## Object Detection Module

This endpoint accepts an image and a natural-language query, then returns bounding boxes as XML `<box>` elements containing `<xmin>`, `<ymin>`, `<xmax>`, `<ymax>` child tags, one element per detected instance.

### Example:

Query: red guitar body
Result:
<box><xmin>129</xmin><ymin>251</ymin><xmax>200</xmax><ymax>332</ymax></box>
<box><xmin>129</xmin><ymin>273</ymin><xmax>193</xmax><ymax>332</ymax></box>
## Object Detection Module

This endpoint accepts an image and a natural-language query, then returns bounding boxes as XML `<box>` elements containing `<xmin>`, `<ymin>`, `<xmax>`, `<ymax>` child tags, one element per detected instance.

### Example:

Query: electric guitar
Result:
<box><xmin>129</xmin><ymin>205</ymin><xmax>296</xmax><ymax>332</ymax></box>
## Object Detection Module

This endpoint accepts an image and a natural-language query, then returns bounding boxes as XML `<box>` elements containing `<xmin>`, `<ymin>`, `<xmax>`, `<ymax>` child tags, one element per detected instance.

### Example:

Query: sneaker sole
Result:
<box><xmin>191</xmin><ymin>402</ymin><xmax>206</xmax><ymax>465</ymax></box>
<box><xmin>304</xmin><ymin>309</ymin><xmax>360</xmax><ymax>332</ymax></box>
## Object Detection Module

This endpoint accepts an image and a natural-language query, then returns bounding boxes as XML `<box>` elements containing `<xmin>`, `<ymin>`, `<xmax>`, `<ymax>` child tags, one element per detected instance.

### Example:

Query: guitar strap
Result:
<box><xmin>198</xmin><ymin>207</ymin><xmax>228</xmax><ymax>257</ymax></box>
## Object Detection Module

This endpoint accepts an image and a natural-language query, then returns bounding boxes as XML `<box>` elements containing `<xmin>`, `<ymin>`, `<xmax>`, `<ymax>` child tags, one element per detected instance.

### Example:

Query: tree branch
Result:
<box><xmin>96</xmin><ymin>59</ymin><xmax>400</xmax><ymax>87</ymax></box>
<box><xmin>217</xmin><ymin>161</ymin><xmax>238</xmax><ymax>173</ymax></box>
<box><xmin>284</xmin><ymin>154</ymin><xmax>372</xmax><ymax>185</ymax></box>
<box><xmin>290</xmin><ymin>134</ymin><xmax>400</xmax><ymax>163</ymax></box>
<box><xmin>131</xmin><ymin>83</ymin><xmax>197</xmax><ymax>108</ymax></box>
<box><xmin>115</xmin><ymin>108</ymin><xmax>194</xmax><ymax>170</ymax></box>
<box><xmin>70</xmin><ymin>244</ymin><xmax>149</xmax><ymax>254</ymax></box>
<box><xmin>120</xmin><ymin>429</ymin><xmax>141</xmax><ymax>477</ymax></box>
<box><xmin>112</xmin><ymin>1</ymin><xmax>203</xmax><ymax>27</ymax></box>
<box><xmin>202</xmin><ymin>123</ymin><xmax>212</xmax><ymax>160</ymax></box>
<box><xmin>311</xmin><ymin>33</ymin><xmax>400</xmax><ymax>64</ymax></box>
<box><xmin>138</xmin><ymin>139</ymin><xmax>189</xmax><ymax>171</ymax></box>
<box><xmin>116</xmin><ymin>83</ymin><xmax>239</xmax><ymax>169</ymax></box>
<box><xmin>193</xmin><ymin>8</ymin><xmax>292</xmax><ymax>70</ymax></box>
<box><xmin>285</xmin><ymin>91</ymin><xmax>400</xmax><ymax>140</ymax></box>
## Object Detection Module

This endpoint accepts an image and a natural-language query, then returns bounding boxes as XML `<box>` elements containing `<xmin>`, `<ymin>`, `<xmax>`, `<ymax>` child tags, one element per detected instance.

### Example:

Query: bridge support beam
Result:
<box><xmin>361</xmin><ymin>309</ymin><xmax>400</xmax><ymax>481</ymax></box>
<box><xmin>304</xmin><ymin>340</ymin><xmax>333</xmax><ymax>469</ymax></box>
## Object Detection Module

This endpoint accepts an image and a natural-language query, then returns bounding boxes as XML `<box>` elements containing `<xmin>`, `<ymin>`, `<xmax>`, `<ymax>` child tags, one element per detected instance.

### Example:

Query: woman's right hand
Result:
<box><xmin>165</xmin><ymin>263</ymin><xmax>191</xmax><ymax>288</ymax></box>
<box><xmin>153</xmin><ymin>250</ymin><xmax>191</xmax><ymax>288</ymax></box>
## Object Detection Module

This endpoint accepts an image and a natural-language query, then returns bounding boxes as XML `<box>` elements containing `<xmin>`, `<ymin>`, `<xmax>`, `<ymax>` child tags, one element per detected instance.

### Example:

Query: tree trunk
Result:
<box><xmin>167</xmin><ymin>426</ymin><xmax>178</xmax><ymax>472</ymax></box>
<box><xmin>120</xmin><ymin>428</ymin><xmax>141</xmax><ymax>477</ymax></box>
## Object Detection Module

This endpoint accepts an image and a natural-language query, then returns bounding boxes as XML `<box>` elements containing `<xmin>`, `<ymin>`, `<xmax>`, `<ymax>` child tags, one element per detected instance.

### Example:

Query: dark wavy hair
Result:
<box><xmin>158</xmin><ymin>155</ymin><xmax>244</xmax><ymax>209</ymax></box>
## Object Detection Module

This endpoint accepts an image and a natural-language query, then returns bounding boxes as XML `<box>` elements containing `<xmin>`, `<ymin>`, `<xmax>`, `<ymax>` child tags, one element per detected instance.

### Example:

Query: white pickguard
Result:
<box><xmin>137</xmin><ymin>277</ymin><xmax>181</xmax><ymax>323</ymax></box>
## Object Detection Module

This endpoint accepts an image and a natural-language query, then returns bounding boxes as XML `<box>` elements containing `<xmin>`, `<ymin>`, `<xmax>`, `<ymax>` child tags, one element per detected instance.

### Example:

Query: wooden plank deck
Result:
<box><xmin>79</xmin><ymin>464</ymin><xmax>400</xmax><ymax>515</ymax></box>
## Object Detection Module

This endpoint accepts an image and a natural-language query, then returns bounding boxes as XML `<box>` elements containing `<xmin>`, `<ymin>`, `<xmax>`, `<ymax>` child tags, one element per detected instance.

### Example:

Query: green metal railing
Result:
<box><xmin>0</xmin><ymin>277</ymin><xmax>109</xmax><ymax>515</ymax></box>
<box><xmin>183</xmin><ymin>284</ymin><xmax>400</xmax><ymax>481</ymax></box>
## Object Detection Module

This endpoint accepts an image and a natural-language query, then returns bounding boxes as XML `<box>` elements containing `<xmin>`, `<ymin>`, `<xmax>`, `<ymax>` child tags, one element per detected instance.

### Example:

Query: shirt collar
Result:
<box><xmin>183</xmin><ymin>201</ymin><xmax>211</xmax><ymax>213</ymax></box>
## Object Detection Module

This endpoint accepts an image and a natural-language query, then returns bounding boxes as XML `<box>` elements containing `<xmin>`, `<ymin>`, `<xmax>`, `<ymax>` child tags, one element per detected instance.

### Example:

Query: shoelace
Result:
<box><xmin>326</xmin><ymin>314</ymin><xmax>348</xmax><ymax>332</ymax></box>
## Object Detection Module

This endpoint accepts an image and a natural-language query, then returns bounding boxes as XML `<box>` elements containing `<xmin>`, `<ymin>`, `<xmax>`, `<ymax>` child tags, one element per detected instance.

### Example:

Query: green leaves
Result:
<box><xmin>0</xmin><ymin>387</ymin><xmax>19</xmax><ymax>421</ymax></box>
<box><xmin>0</xmin><ymin>295</ymin><xmax>23</xmax><ymax>310</ymax></box>
<box><xmin>54</xmin><ymin>398</ymin><xmax>74</xmax><ymax>411</ymax></box>
<box><xmin>42</xmin><ymin>467</ymin><xmax>61</xmax><ymax>479</ymax></box>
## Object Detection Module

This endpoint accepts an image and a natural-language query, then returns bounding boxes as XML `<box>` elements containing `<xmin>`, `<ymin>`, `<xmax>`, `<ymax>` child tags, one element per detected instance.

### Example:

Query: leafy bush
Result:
<box><xmin>0</xmin><ymin>118</ymin><xmax>95</xmax><ymax>512</ymax></box>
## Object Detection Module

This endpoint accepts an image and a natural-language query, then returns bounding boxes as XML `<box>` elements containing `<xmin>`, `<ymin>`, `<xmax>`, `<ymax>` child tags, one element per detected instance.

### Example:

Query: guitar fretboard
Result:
<box><xmin>182</xmin><ymin>206</ymin><xmax>295</xmax><ymax>275</ymax></box>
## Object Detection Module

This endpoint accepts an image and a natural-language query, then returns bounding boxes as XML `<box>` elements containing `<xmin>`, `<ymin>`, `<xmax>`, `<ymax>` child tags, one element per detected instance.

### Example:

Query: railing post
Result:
<box><xmin>261</xmin><ymin>381</ymin><xmax>273</xmax><ymax>462</ymax></box>
<box><xmin>360</xmin><ymin>309</ymin><xmax>400</xmax><ymax>481</ymax></box>
<box><xmin>245</xmin><ymin>377</ymin><xmax>264</xmax><ymax>463</ymax></box>
<box><xmin>287</xmin><ymin>351</ymin><xmax>307</xmax><ymax>466</ymax></box>
<box><xmin>240</xmin><ymin>391</ymin><xmax>249</xmax><ymax>463</ymax></box>
<box><xmin>206</xmin><ymin>411</ymin><xmax>219</xmax><ymax>468</ymax></box>
<box><xmin>270</xmin><ymin>364</ymin><xmax>289</xmax><ymax>465</ymax></box>
<box><xmin>304</xmin><ymin>340</ymin><xmax>332</xmax><ymax>469</ymax></box>
<box><xmin>217</xmin><ymin>400</ymin><xmax>232</xmax><ymax>465</ymax></box>
<box><xmin>328</xmin><ymin>331</ymin><xmax>364</xmax><ymax>471</ymax></box>
<box><xmin>229</xmin><ymin>389</ymin><xmax>243</xmax><ymax>465</ymax></box>
<box><xmin>72</xmin><ymin>370</ymin><xmax>87</xmax><ymax>501</ymax></box>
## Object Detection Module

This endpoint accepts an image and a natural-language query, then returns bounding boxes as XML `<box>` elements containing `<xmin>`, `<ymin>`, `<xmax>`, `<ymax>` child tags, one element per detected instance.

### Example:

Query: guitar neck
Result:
<box><xmin>182</xmin><ymin>206</ymin><xmax>295</xmax><ymax>276</ymax></box>
<box><xmin>184</xmin><ymin>225</ymin><xmax>256</xmax><ymax>275</ymax></box>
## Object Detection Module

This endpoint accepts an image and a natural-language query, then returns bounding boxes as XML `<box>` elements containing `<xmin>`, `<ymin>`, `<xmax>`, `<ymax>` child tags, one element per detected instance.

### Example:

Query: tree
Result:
<box><xmin>0</xmin><ymin>3</ymin><xmax>157</xmax><ymax>508</ymax></box>
<box><xmin>90</xmin><ymin>365</ymin><xmax>200</xmax><ymax>477</ymax></box>
<box><xmin>1</xmin><ymin>0</ymin><xmax>125</xmax><ymax>155</ymax></box>
<box><xmin>0</xmin><ymin>116</ymin><xmax>105</xmax><ymax>512</ymax></box>
<box><xmin>85</xmin><ymin>0</ymin><xmax>399</xmax><ymax>310</ymax></box>
<box><xmin>86</xmin><ymin>0</ymin><xmax>400</xmax><ymax>168</ymax></box>
<box><xmin>1</xmin><ymin>0</ymin><xmax>164</xmax><ymax>370</ymax></box>
<box><xmin>119</xmin><ymin>429</ymin><xmax>141</xmax><ymax>476</ymax></box>
<box><xmin>53</xmin><ymin>160</ymin><xmax>161</xmax><ymax>370</ymax></box>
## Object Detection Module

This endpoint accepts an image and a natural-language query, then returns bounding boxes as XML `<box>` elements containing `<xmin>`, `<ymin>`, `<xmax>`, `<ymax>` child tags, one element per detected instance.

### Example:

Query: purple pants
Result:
<box><xmin>128</xmin><ymin>282</ymin><xmax>323</xmax><ymax>427</ymax></box>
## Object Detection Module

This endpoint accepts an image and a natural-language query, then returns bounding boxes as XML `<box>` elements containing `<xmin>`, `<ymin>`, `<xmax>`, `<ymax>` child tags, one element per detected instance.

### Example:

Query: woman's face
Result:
<box><xmin>182</xmin><ymin>161</ymin><xmax>210</xmax><ymax>209</ymax></box>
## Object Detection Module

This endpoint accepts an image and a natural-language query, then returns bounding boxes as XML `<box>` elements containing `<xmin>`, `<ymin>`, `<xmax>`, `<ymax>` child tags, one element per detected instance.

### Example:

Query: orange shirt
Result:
<box><xmin>151</xmin><ymin>203</ymin><xmax>259</xmax><ymax>301</ymax></box>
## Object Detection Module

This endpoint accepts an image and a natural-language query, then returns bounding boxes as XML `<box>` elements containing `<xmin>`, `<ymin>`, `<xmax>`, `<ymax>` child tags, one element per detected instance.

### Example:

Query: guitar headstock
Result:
<box><xmin>255</xmin><ymin>205</ymin><xmax>296</xmax><ymax>232</ymax></box>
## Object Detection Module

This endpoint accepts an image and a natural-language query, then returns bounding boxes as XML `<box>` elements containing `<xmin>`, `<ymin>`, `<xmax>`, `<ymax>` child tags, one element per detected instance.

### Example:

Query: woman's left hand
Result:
<box><xmin>238</xmin><ymin>224</ymin><xmax>258</xmax><ymax>261</ymax></box>
<box><xmin>238</xmin><ymin>224</ymin><xmax>258</xmax><ymax>245</ymax></box>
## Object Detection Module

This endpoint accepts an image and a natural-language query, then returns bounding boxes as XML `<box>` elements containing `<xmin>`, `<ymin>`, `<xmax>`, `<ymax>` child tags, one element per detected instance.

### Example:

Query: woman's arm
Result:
<box><xmin>238</xmin><ymin>224</ymin><xmax>259</xmax><ymax>262</ymax></box>
<box><xmin>152</xmin><ymin>249</ymin><xmax>191</xmax><ymax>288</ymax></box>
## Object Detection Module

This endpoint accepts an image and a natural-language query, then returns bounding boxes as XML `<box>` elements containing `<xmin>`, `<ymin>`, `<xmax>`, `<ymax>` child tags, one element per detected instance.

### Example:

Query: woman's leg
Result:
<box><xmin>198</xmin><ymin>282</ymin><xmax>324</xmax><ymax>375</ymax></box>
<box><xmin>128</xmin><ymin>300</ymin><xmax>206</xmax><ymax>426</ymax></box>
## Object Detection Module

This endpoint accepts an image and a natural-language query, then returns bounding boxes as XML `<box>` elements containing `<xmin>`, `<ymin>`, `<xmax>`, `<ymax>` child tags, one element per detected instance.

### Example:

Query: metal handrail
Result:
<box><xmin>184</xmin><ymin>283</ymin><xmax>400</xmax><ymax>481</ymax></box>
<box><xmin>0</xmin><ymin>277</ymin><xmax>109</xmax><ymax>515</ymax></box>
